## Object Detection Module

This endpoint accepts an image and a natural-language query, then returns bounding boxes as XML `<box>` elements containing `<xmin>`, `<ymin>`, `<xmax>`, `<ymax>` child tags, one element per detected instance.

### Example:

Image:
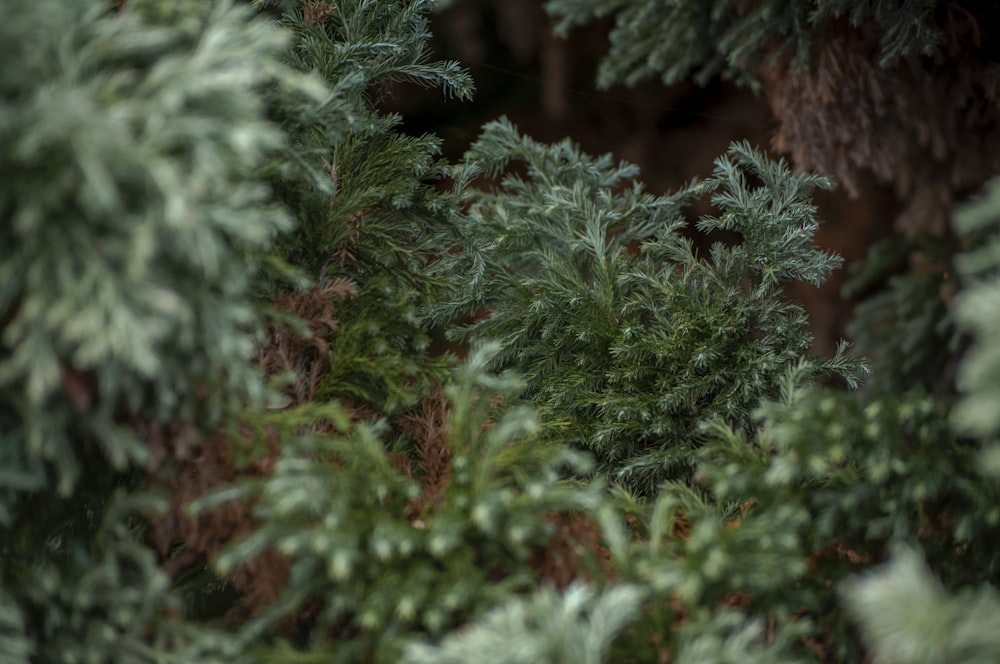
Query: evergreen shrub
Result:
<box><xmin>3</xmin><ymin>0</ymin><xmax>1000</xmax><ymax>663</ymax></box>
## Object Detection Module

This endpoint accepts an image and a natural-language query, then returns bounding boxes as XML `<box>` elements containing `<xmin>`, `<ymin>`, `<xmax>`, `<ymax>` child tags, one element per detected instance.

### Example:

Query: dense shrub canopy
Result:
<box><xmin>2</xmin><ymin>1</ymin><xmax>1000</xmax><ymax>663</ymax></box>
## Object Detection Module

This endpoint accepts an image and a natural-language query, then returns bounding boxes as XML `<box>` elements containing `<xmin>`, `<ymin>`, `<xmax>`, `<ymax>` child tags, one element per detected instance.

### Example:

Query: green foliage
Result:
<box><xmin>0</xmin><ymin>1</ymin><xmax>307</xmax><ymax>660</ymax></box>
<box><xmin>205</xmin><ymin>346</ymin><xmax>603</xmax><ymax>662</ymax></box>
<box><xmin>671</xmin><ymin>611</ymin><xmax>809</xmax><ymax>664</ymax></box>
<box><xmin>833</xmin><ymin>178</ymin><xmax>1000</xmax><ymax>664</ymax></box>
<box><xmin>954</xmin><ymin>178</ymin><xmax>1000</xmax><ymax>451</ymax></box>
<box><xmin>843</xmin><ymin>234</ymin><xmax>959</xmax><ymax>396</ymax></box>
<box><xmin>256</xmin><ymin>0</ymin><xmax>474</xmax><ymax>415</ymax></box>
<box><xmin>402</xmin><ymin>582</ymin><xmax>643</xmax><ymax>664</ymax></box>
<box><xmin>433</xmin><ymin>119</ymin><xmax>864</xmax><ymax>493</ymax></box>
<box><xmin>0</xmin><ymin>0</ymin><xmax>296</xmax><ymax>509</ymax></box>
<box><xmin>844</xmin><ymin>548</ymin><xmax>1000</xmax><ymax>664</ymax></box>
<box><xmin>259</xmin><ymin>0</ymin><xmax>473</xmax><ymax>275</ymax></box>
<box><xmin>2</xmin><ymin>494</ymin><xmax>234</xmax><ymax>664</ymax></box>
<box><xmin>593</xmin><ymin>365</ymin><xmax>998</xmax><ymax>661</ymax></box>
<box><xmin>4</xmin><ymin>0</ymin><xmax>999</xmax><ymax>662</ymax></box>
<box><xmin>545</xmin><ymin>0</ymin><xmax>942</xmax><ymax>88</ymax></box>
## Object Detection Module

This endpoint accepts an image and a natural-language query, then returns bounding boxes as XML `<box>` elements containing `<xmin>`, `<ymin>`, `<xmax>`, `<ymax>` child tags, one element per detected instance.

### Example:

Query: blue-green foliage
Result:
<box><xmin>402</xmin><ymin>582</ymin><xmax>643</xmax><ymax>664</ymax></box>
<box><xmin>422</xmin><ymin>363</ymin><xmax>997</xmax><ymax>664</ymax></box>
<box><xmin>4</xmin><ymin>0</ymin><xmax>998</xmax><ymax>662</ymax></box>
<box><xmin>433</xmin><ymin>119</ymin><xmax>864</xmax><ymax>494</ymax></box>
<box><xmin>0</xmin><ymin>1</ymin><xmax>304</xmax><ymax>659</ymax></box>
<box><xmin>0</xmin><ymin>0</ymin><xmax>295</xmax><ymax>507</ymax></box>
<box><xmin>611</xmin><ymin>178</ymin><xmax>1000</xmax><ymax>658</ymax></box>
<box><xmin>844</xmin><ymin>547</ymin><xmax>1000</xmax><ymax>664</ymax></box>
<box><xmin>595</xmin><ymin>374</ymin><xmax>998</xmax><ymax>662</ymax></box>
<box><xmin>670</xmin><ymin>611</ymin><xmax>810</xmax><ymax>664</ymax></box>
<box><xmin>953</xmin><ymin>178</ymin><xmax>1000</xmax><ymax>452</ymax></box>
<box><xmin>545</xmin><ymin>0</ymin><xmax>942</xmax><ymax>88</ymax></box>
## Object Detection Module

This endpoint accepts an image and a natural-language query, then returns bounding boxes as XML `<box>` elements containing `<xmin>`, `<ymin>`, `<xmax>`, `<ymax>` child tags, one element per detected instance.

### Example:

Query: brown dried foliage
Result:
<box><xmin>763</xmin><ymin>5</ymin><xmax>1000</xmax><ymax>233</ymax></box>
<box><xmin>259</xmin><ymin>278</ymin><xmax>357</xmax><ymax>406</ymax></box>
<box><xmin>396</xmin><ymin>389</ymin><xmax>610</xmax><ymax>590</ymax></box>
<box><xmin>145</xmin><ymin>280</ymin><xmax>356</xmax><ymax>618</ymax></box>
<box><xmin>146</xmin><ymin>423</ymin><xmax>290</xmax><ymax>619</ymax></box>
<box><xmin>304</xmin><ymin>0</ymin><xmax>336</xmax><ymax>26</ymax></box>
<box><xmin>398</xmin><ymin>388</ymin><xmax>453</xmax><ymax>518</ymax></box>
<box><xmin>145</xmin><ymin>279</ymin><xmax>564</xmax><ymax>624</ymax></box>
<box><xmin>805</xmin><ymin>540</ymin><xmax>872</xmax><ymax>574</ymax></box>
<box><xmin>530</xmin><ymin>512</ymin><xmax>612</xmax><ymax>589</ymax></box>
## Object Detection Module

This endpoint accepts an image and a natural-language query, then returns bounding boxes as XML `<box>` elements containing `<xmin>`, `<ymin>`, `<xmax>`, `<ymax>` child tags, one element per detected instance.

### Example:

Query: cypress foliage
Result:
<box><xmin>200</xmin><ymin>346</ymin><xmax>603</xmax><ymax>661</ymax></box>
<box><xmin>4</xmin><ymin>0</ymin><xmax>1000</xmax><ymax>662</ymax></box>
<box><xmin>402</xmin><ymin>582</ymin><xmax>644</xmax><ymax>664</ymax></box>
<box><xmin>840</xmin><ymin>179</ymin><xmax>1000</xmax><ymax>663</ymax></box>
<box><xmin>255</xmin><ymin>0</ymin><xmax>474</xmax><ymax>416</ymax></box>
<box><xmin>432</xmin><ymin>120</ymin><xmax>864</xmax><ymax>494</ymax></box>
<box><xmin>545</xmin><ymin>0</ymin><xmax>943</xmax><ymax>88</ymax></box>
<box><xmin>0</xmin><ymin>0</ymin><xmax>304</xmax><ymax>659</ymax></box>
<box><xmin>844</xmin><ymin>547</ymin><xmax>1000</xmax><ymax>664</ymax></box>
<box><xmin>952</xmin><ymin>179</ymin><xmax>1000</xmax><ymax>450</ymax></box>
<box><xmin>547</xmin><ymin>0</ymin><xmax>1000</xmax><ymax>232</ymax></box>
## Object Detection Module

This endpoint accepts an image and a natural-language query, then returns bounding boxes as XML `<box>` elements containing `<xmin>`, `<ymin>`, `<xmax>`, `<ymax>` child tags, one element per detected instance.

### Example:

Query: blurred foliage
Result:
<box><xmin>545</xmin><ymin>0</ymin><xmax>942</xmax><ymax>89</ymax></box>
<box><xmin>0</xmin><ymin>0</ymin><xmax>301</xmax><ymax>659</ymax></box>
<box><xmin>402</xmin><ymin>582</ymin><xmax>643</xmax><ymax>664</ymax></box>
<box><xmin>202</xmin><ymin>347</ymin><xmax>604</xmax><ymax>661</ymax></box>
